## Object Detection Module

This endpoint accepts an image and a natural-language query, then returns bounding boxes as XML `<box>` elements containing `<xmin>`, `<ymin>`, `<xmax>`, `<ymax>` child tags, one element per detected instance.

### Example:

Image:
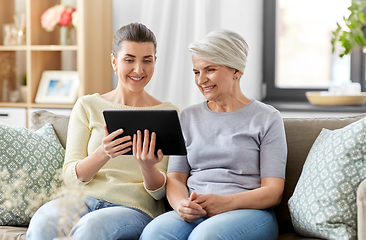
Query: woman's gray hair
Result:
<box><xmin>188</xmin><ymin>29</ymin><xmax>249</xmax><ymax>73</ymax></box>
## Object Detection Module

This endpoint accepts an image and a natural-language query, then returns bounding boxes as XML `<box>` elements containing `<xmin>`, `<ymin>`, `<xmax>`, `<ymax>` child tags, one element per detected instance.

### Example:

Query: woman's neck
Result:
<box><xmin>207</xmin><ymin>94</ymin><xmax>251</xmax><ymax>113</ymax></box>
<box><xmin>101</xmin><ymin>86</ymin><xmax>161</xmax><ymax>107</ymax></box>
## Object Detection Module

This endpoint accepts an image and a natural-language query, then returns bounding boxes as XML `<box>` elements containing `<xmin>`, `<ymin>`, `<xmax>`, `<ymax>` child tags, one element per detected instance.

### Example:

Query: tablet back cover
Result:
<box><xmin>103</xmin><ymin>110</ymin><xmax>187</xmax><ymax>155</ymax></box>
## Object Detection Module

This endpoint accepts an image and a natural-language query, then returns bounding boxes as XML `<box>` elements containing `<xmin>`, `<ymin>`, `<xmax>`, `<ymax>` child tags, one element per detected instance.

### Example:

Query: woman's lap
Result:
<box><xmin>27</xmin><ymin>196</ymin><xmax>152</xmax><ymax>240</ymax></box>
<box><xmin>140</xmin><ymin>208</ymin><xmax>278</xmax><ymax>240</ymax></box>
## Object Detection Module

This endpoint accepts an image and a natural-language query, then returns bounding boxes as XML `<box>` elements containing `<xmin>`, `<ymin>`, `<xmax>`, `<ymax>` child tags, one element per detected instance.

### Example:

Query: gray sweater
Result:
<box><xmin>168</xmin><ymin>100</ymin><xmax>287</xmax><ymax>195</ymax></box>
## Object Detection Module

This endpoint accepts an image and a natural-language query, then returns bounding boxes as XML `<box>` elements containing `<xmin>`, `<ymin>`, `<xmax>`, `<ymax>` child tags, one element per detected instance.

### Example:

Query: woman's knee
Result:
<box><xmin>27</xmin><ymin>199</ymin><xmax>63</xmax><ymax>240</ymax></box>
<box><xmin>141</xmin><ymin>211</ymin><xmax>193</xmax><ymax>240</ymax></box>
<box><xmin>71</xmin><ymin>206</ymin><xmax>151</xmax><ymax>240</ymax></box>
<box><xmin>189</xmin><ymin>209</ymin><xmax>278</xmax><ymax>240</ymax></box>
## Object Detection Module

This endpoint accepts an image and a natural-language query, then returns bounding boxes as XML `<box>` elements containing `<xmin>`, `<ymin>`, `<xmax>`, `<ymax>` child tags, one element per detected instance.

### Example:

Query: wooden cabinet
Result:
<box><xmin>0</xmin><ymin>0</ymin><xmax>113</xmax><ymax>111</ymax></box>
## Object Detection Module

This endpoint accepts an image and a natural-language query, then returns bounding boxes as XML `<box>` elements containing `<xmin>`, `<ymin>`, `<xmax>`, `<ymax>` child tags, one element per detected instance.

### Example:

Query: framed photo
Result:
<box><xmin>35</xmin><ymin>71</ymin><xmax>79</xmax><ymax>104</ymax></box>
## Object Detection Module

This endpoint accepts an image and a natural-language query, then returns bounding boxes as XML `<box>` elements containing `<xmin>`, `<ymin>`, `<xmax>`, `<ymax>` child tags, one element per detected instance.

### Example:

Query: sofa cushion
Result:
<box><xmin>276</xmin><ymin>113</ymin><xmax>366</xmax><ymax>235</ymax></box>
<box><xmin>288</xmin><ymin>116</ymin><xmax>366</xmax><ymax>239</ymax></box>
<box><xmin>30</xmin><ymin>110</ymin><xmax>70</xmax><ymax>149</ymax></box>
<box><xmin>0</xmin><ymin>123</ymin><xmax>65</xmax><ymax>226</ymax></box>
<box><xmin>0</xmin><ymin>226</ymin><xmax>26</xmax><ymax>240</ymax></box>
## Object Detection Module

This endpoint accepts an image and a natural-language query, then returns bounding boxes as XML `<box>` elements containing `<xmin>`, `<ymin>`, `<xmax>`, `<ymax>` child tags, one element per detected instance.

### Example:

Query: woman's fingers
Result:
<box><xmin>133</xmin><ymin>130</ymin><xmax>163</xmax><ymax>163</ymax></box>
<box><xmin>102</xmin><ymin>127</ymin><xmax>132</xmax><ymax>158</ymax></box>
<box><xmin>178</xmin><ymin>198</ymin><xmax>207</xmax><ymax>222</ymax></box>
<box><xmin>149</xmin><ymin>132</ymin><xmax>157</xmax><ymax>155</ymax></box>
<box><xmin>132</xmin><ymin>133</ymin><xmax>137</xmax><ymax>156</ymax></box>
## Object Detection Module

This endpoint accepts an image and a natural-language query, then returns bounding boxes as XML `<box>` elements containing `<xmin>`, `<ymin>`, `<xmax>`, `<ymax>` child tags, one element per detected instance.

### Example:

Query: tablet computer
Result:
<box><xmin>103</xmin><ymin>110</ymin><xmax>187</xmax><ymax>155</ymax></box>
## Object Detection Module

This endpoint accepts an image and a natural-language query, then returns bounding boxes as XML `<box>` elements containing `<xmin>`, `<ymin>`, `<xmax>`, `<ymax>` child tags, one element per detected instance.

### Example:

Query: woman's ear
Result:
<box><xmin>111</xmin><ymin>53</ymin><xmax>117</xmax><ymax>71</ymax></box>
<box><xmin>234</xmin><ymin>69</ymin><xmax>242</xmax><ymax>80</ymax></box>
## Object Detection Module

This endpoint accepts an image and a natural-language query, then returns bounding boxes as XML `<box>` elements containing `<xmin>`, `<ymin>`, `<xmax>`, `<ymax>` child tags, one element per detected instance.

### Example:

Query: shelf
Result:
<box><xmin>0</xmin><ymin>102</ymin><xmax>73</xmax><ymax>109</ymax></box>
<box><xmin>29</xmin><ymin>45</ymin><xmax>78</xmax><ymax>51</ymax></box>
<box><xmin>0</xmin><ymin>46</ymin><xmax>28</xmax><ymax>51</ymax></box>
<box><xmin>30</xmin><ymin>103</ymin><xmax>74</xmax><ymax>109</ymax></box>
<box><xmin>0</xmin><ymin>102</ymin><xmax>27</xmax><ymax>108</ymax></box>
<box><xmin>264</xmin><ymin>100</ymin><xmax>366</xmax><ymax>113</ymax></box>
<box><xmin>0</xmin><ymin>0</ymin><xmax>113</xmax><ymax>128</ymax></box>
<box><xmin>0</xmin><ymin>45</ymin><xmax>78</xmax><ymax>51</ymax></box>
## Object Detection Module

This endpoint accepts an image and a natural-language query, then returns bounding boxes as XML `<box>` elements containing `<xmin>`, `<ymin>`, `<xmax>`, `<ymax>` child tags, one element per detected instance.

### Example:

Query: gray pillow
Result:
<box><xmin>30</xmin><ymin>110</ymin><xmax>70</xmax><ymax>149</ymax></box>
<box><xmin>0</xmin><ymin>123</ymin><xmax>65</xmax><ymax>226</ymax></box>
<box><xmin>288</xmin><ymin>116</ymin><xmax>366</xmax><ymax>239</ymax></box>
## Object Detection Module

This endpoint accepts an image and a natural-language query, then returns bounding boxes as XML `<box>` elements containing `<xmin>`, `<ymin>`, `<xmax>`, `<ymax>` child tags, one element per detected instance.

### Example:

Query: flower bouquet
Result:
<box><xmin>41</xmin><ymin>4</ymin><xmax>78</xmax><ymax>45</ymax></box>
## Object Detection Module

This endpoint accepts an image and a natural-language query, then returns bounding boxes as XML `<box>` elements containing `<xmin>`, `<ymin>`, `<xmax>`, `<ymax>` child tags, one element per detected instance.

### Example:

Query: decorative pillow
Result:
<box><xmin>30</xmin><ymin>110</ymin><xmax>70</xmax><ymax>149</ymax></box>
<box><xmin>0</xmin><ymin>123</ymin><xmax>65</xmax><ymax>226</ymax></box>
<box><xmin>288</xmin><ymin>116</ymin><xmax>366</xmax><ymax>240</ymax></box>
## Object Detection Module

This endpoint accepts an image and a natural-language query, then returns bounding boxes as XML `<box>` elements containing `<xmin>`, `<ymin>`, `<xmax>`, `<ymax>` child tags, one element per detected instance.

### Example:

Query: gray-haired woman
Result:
<box><xmin>140</xmin><ymin>29</ymin><xmax>287</xmax><ymax>240</ymax></box>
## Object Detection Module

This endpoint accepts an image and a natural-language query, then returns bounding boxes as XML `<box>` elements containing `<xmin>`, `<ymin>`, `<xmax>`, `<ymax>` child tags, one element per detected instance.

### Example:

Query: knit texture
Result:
<box><xmin>63</xmin><ymin>93</ymin><xmax>179</xmax><ymax>218</ymax></box>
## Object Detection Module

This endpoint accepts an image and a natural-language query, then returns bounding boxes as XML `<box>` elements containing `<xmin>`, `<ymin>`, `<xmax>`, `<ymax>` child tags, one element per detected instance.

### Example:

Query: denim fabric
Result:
<box><xmin>26</xmin><ymin>196</ymin><xmax>152</xmax><ymax>240</ymax></box>
<box><xmin>140</xmin><ymin>208</ymin><xmax>278</xmax><ymax>240</ymax></box>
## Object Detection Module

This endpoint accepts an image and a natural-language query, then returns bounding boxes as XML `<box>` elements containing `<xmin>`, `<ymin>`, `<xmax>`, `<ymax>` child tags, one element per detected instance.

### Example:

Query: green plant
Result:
<box><xmin>331</xmin><ymin>1</ymin><xmax>366</xmax><ymax>57</ymax></box>
<box><xmin>21</xmin><ymin>73</ymin><xmax>26</xmax><ymax>86</ymax></box>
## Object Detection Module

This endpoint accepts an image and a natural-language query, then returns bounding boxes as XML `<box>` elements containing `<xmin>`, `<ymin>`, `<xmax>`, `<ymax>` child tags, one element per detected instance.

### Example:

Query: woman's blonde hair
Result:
<box><xmin>188</xmin><ymin>29</ymin><xmax>249</xmax><ymax>74</ymax></box>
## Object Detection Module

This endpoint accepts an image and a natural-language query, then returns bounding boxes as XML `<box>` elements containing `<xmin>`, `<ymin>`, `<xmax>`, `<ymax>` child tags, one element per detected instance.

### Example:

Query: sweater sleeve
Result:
<box><xmin>144</xmin><ymin>171</ymin><xmax>167</xmax><ymax>200</ymax></box>
<box><xmin>63</xmin><ymin>98</ymin><xmax>91</xmax><ymax>185</ymax></box>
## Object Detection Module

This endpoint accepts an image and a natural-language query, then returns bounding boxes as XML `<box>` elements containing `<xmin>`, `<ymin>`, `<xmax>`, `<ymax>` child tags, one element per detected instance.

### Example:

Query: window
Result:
<box><xmin>263</xmin><ymin>0</ymin><xmax>365</xmax><ymax>101</ymax></box>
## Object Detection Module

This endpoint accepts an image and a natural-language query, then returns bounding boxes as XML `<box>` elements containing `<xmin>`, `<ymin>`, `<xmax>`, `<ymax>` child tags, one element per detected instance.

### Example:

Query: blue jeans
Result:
<box><xmin>140</xmin><ymin>208</ymin><xmax>278</xmax><ymax>240</ymax></box>
<box><xmin>26</xmin><ymin>196</ymin><xmax>152</xmax><ymax>240</ymax></box>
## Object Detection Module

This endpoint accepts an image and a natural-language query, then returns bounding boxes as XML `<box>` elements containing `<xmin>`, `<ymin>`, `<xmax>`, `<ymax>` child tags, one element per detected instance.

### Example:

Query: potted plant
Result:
<box><xmin>331</xmin><ymin>1</ymin><xmax>366</xmax><ymax>57</ymax></box>
<box><xmin>20</xmin><ymin>73</ymin><xmax>27</xmax><ymax>102</ymax></box>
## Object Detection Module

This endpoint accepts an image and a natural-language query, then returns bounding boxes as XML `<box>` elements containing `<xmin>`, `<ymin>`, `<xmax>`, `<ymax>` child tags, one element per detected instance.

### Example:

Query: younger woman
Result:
<box><xmin>27</xmin><ymin>22</ymin><xmax>179</xmax><ymax>240</ymax></box>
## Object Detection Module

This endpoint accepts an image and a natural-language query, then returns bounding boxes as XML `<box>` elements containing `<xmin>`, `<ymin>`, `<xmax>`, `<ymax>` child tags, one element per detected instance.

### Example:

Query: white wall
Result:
<box><xmin>220</xmin><ymin>0</ymin><xmax>263</xmax><ymax>102</ymax></box>
<box><xmin>112</xmin><ymin>0</ymin><xmax>263</xmax><ymax>109</ymax></box>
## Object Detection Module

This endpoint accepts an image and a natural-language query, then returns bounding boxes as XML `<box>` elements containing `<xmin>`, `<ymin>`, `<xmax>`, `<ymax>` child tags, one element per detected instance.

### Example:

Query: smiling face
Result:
<box><xmin>111</xmin><ymin>41</ymin><xmax>156</xmax><ymax>93</ymax></box>
<box><xmin>192</xmin><ymin>56</ymin><xmax>241</xmax><ymax>103</ymax></box>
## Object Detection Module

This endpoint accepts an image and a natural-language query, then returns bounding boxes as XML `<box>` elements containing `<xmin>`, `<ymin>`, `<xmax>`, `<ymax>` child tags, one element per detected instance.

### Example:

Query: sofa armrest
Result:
<box><xmin>357</xmin><ymin>178</ymin><xmax>366</xmax><ymax>239</ymax></box>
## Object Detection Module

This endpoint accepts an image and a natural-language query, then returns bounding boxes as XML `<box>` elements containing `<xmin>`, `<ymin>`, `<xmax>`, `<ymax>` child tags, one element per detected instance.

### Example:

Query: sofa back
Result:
<box><xmin>277</xmin><ymin>113</ymin><xmax>366</xmax><ymax>234</ymax></box>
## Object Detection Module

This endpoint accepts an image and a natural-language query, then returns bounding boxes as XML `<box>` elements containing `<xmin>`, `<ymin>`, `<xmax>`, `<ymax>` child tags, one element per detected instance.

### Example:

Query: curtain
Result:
<box><xmin>112</xmin><ymin>0</ymin><xmax>262</xmax><ymax>110</ymax></box>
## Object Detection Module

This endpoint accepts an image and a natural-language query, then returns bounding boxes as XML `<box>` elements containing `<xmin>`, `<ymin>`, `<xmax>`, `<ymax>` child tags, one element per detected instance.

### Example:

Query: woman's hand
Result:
<box><xmin>176</xmin><ymin>192</ymin><xmax>207</xmax><ymax>222</ymax></box>
<box><xmin>75</xmin><ymin>126</ymin><xmax>132</xmax><ymax>182</ymax></box>
<box><xmin>133</xmin><ymin>129</ymin><xmax>165</xmax><ymax>191</ymax></box>
<box><xmin>193</xmin><ymin>194</ymin><xmax>231</xmax><ymax>217</ymax></box>
<box><xmin>133</xmin><ymin>129</ymin><xmax>164</xmax><ymax>166</ymax></box>
<box><xmin>102</xmin><ymin>126</ymin><xmax>132</xmax><ymax>158</ymax></box>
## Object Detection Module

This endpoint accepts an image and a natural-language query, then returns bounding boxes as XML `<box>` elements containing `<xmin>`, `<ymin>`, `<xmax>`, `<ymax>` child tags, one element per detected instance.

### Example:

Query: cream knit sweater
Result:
<box><xmin>63</xmin><ymin>93</ymin><xmax>179</xmax><ymax>218</ymax></box>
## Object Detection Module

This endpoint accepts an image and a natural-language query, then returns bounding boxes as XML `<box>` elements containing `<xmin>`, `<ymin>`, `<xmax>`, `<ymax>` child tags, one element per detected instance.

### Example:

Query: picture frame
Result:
<box><xmin>35</xmin><ymin>70</ymin><xmax>79</xmax><ymax>104</ymax></box>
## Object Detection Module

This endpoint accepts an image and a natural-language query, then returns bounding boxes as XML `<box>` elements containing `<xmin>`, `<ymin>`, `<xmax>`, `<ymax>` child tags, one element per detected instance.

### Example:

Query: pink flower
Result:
<box><xmin>59</xmin><ymin>10</ymin><xmax>74</xmax><ymax>27</ymax></box>
<box><xmin>41</xmin><ymin>5</ymin><xmax>76</xmax><ymax>31</ymax></box>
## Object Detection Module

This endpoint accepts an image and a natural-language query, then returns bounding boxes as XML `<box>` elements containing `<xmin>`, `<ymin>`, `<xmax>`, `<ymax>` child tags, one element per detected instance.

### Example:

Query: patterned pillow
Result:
<box><xmin>0</xmin><ymin>123</ymin><xmax>65</xmax><ymax>226</ymax></box>
<box><xmin>288</xmin><ymin>116</ymin><xmax>366</xmax><ymax>240</ymax></box>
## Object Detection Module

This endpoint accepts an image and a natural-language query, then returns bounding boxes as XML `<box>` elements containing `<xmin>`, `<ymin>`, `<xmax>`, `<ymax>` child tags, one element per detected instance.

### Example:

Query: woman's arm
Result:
<box><xmin>167</xmin><ymin>172</ymin><xmax>207</xmax><ymax>222</ymax></box>
<box><xmin>194</xmin><ymin>177</ymin><xmax>284</xmax><ymax>217</ymax></box>
<box><xmin>75</xmin><ymin>126</ymin><xmax>132</xmax><ymax>182</ymax></box>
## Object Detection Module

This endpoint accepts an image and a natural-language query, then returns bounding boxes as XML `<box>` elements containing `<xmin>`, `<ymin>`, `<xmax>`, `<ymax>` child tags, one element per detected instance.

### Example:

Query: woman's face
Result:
<box><xmin>111</xmin><ymin>41</ymin><xmax>156</xmax><ymax>93</ymax></box>
<box><xmin>192</xmin><ymin>56</ymin><xmax>238</xmax><ymax>102</ymax></box>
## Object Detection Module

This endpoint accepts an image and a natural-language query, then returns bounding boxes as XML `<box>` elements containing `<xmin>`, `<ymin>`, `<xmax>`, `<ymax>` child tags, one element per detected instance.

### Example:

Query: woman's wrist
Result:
<box><xmin>140</xmin><ymin>165</ymin><xmax>165</xmax><ymax>190</ymax></box>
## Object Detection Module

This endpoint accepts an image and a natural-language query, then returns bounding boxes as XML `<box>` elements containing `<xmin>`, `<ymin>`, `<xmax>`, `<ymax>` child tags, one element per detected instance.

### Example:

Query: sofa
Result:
<box><xmin>0</xmin><ymin>110</ymin><xmax>365</xmax><ymax>240</ymax></box>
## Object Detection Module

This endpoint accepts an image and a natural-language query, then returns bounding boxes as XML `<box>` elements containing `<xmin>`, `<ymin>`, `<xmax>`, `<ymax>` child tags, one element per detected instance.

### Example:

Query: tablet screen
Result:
<box><xmin>103</xmin><ymin>110</ymin><xmax>187</xmax><ymax>155</ymax></box>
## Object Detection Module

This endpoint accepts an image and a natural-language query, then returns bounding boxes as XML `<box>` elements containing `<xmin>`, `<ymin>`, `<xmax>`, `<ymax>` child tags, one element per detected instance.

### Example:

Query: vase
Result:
<box><xmin>60</xmin><ymin>27</ymin><xmax>73</xmax><ymax>45</ymax></box>
<box><xmin>2</xmin><ymin>79</ymin><xmax>9</xmax><ymax>102</ymax></box>
<box><xmin>20</xmin><ymin>85</ymin><xmax>27</xmax><ymax>102</ymax></box>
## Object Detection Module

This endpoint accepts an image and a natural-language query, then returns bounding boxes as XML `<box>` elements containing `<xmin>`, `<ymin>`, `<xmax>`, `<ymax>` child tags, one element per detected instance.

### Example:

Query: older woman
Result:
<box><xmin>140</xmin><ymin>29</ymin><xmax>287</xmax><ymax>240</ymax></box>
